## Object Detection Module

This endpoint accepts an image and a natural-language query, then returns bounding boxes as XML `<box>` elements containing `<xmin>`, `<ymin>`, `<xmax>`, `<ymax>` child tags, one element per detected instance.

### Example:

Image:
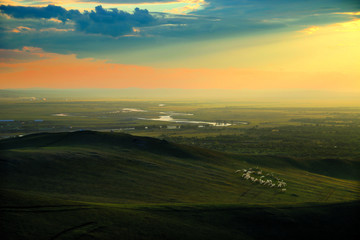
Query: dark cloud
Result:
<box><xmin>75</xmin><ymin>6</ymin><xmax>155</xmax><ymax>36</ymax></box>
<box><xmin>2</xmin><ymin>0</ymin><xmax>357</xmax><ymax>39</ymax></box>
<box><xmin>1</xmin><ymin>0</ymin><xmax>358</xmax><ymax>54</ymax></box>
<box><xmin>0</xmin><ymin>5</ymin><xmax>80</xmax><ymax>22</ymax></box>
<box><xmin>80</xmin><ymin>0</ymin><xmax>171</xmax><ymax>3</ymax></box>
<box><xmin>0</xmin><ymin>47</ymin><xmax>49</xmax><ymax>63</ymax></box>
<box><xmin>0</xmin><ymin>5</ymin><xmax>156</xmax><ymax>37</ymax></box>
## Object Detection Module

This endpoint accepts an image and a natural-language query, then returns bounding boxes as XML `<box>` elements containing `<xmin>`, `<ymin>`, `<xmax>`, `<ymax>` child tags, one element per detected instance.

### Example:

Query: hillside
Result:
<box><xmin>1</xmin><ymin>189</ymin><xmax>359</xmax><ymax>240</ymax></box>
<box><xmin>1</xmin><ymin>131</ymin><xmax>359</xmax><ymax>239</ymax></box>
<box><xmin>1</xmin><ymin>131</ymin><xmax>358</xmax><ymax>204</ymax></box>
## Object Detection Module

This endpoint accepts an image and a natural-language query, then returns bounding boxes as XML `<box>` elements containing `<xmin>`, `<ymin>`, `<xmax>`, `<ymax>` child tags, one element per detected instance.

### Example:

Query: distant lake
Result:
<box><xmin>122</xmin><ymin>108</ymin><xmax>147</xmax><ymax>113</ymax></box>
<box><xmin>139</xmin><ymin>112</ymin><xmax>234</xmax><ymax>127</ymax></box>
<box><xmin>52</xmin><ymin>113</ymin><xmax>69</xmax><ymax>117</ymax></box>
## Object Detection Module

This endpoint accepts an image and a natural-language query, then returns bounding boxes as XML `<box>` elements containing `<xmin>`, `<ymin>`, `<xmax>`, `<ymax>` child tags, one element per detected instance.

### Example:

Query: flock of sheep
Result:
<box><xmin>235</xmin><ymin>168</ymin><xmax>287</xmax><ymax>192</ymax></box>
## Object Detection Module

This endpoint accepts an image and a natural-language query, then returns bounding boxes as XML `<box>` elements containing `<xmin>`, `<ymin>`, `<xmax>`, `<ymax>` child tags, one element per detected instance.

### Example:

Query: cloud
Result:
<box><xmin>0</xmin><ymin>4</ymin><xmax>156</xmax><ymax>36</ymax></box>
<box><xmin>165</xmin><ymin>0</ymin><xmax>207</xmax><ymax>14</ymax></box>
<box><xmin>1</xmin><ymin>0</ymin><xmax>359</xmax><ymax>63</ymax></box>
<box><xmin>195</xmin><ymin>0</ymin><xmax>360</xmax><ymax>24</ymax></box>
<box><xmin>334</xmin><ymin>11</ymin><xmax>360</xmax><ymax>15</ymax></box>
<box><xmin>75</xmin><ymin>6</ymin><xmax>155</xmax><ymax>36</ymax></box>
<box><xmin>80</xmin><ymin>0</ymin><xmax>175</xmax><ymax>3</ymax></box>
<box><xmin>10</xmin><ymin>26</ymin><xmax>35</xmax><ymax>33</ymax></box>
<box><xmin>2</xmin><ymin>1</ymin><xmax>356</xmax><ymax>40</ymax></box>
<box><xmin>0</xmin><ymin>46</ymin><xmax>53</xmax><ymax>63</ymax></box>
<box><xmin>0</xmin><ymin>4</ymin><xmax>80</xmax><ymax>22</ymax></box>
<box><xmin>39</xmin><ymin>28</ymin><xmax>75</xmax><ymax>32</ymax></box>
<box><xmin>299</xmin><ymin>26</ymin><xmax>320</xmax><ymax>34</ymax></box>
<box><xmin>299</xmin><ymin>18</ymin><xmax>360</xmax><ymax>34</ymax></box>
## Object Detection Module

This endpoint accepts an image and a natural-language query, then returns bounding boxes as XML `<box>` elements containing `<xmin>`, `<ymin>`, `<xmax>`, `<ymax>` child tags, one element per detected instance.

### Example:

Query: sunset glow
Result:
<box><xmin>0</xmin><ymin>0</ymin><xmax>359</xmax><ymax>92</ymax></box>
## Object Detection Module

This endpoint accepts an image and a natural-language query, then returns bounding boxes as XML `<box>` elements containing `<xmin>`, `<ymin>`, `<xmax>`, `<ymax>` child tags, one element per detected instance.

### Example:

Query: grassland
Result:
<box><xmin>1</xmin><ymin>98</ymin><xmax>359</xmax><ymax>239</ymax></box>
<box><xmin>1</xmin><ymin>188</ymin><xmax>359</xmax><ymax>240</ymax></box>
<box><xmin>1</xmin><ymin>99</ymin><xmax>359</xmax><ymax>137</ymax></box>
<box><xmin>1</xmin><ymin>131</ymin><xmax>359</xmax><ymax>239</ymax></box>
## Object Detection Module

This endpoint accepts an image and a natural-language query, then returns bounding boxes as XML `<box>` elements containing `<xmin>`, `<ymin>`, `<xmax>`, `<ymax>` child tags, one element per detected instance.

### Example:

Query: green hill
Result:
<box><xmin>0</xmin><ymin>131</ymin><xmax>192</xmax><ymax>158</ymax></box>
<box><xmin>1</xmin><ymin>131</ymin><xmax>358</xmax><ymax>204</ymax></box>
<box><xmin>1</xmin><ymin>189</ymin><xmax>359</xmax><ymax>240</ymax></box>
<box><xmin>1</xmin><ymin>131</ymin><xmax>359</xmax><ymax>239</ymax></box>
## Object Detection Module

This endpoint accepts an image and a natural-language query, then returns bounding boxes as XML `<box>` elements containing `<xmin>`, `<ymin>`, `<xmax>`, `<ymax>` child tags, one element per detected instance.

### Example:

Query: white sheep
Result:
<box><xmin>243</xmin><ymin>174</ymin><xmax>251</xmax><ymax>180</ymax></box>
<box><xmin>277</xmin><ymin>181</ymin><xmax>287</xmax><ymax>188</ymax></box>
<box><xmin>238</xmin><ymin>168</ymin><xmax>288</xmax><ymax>191</ymax></box>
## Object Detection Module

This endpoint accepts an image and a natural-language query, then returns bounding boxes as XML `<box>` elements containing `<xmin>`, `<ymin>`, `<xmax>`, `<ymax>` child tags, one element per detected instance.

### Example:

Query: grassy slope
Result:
<box><xmin>1</xmin><ymin>131</ymin><xmax>359</xmax><ymax>239</ymax></box>
<box><xmin>1</xmin><ymin>189</ymin><xmax>359</xmax><ymax>240</ymax></box>
<box><xmin>1</xmin><ymin>131</ymin><xmax>358</xmax><ymax>204</ymax></box>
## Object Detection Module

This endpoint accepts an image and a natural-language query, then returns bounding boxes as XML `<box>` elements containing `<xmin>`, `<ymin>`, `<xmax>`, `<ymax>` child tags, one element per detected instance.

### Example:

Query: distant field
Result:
<box><xmin>1</xmin><ymin>99</ymin><xmax>359</xmax><ymax>137</ymax></box>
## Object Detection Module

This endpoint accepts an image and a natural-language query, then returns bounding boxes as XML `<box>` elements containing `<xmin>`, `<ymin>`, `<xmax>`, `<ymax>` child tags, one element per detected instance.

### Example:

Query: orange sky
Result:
<box><xmin>0</xmin><ymin>48</ymin><xmax>358</xmax><ymax>90</ymax></box>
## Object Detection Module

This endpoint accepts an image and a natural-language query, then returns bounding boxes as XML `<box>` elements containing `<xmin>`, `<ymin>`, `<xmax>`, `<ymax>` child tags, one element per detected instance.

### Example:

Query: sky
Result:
<box><xmin>0</xmin><ymin>0</ymin><xmax>359</xmax><ymax>90</ymax></box>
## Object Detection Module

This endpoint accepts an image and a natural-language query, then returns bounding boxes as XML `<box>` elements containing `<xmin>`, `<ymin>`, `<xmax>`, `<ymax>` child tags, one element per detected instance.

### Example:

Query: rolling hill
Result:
<box><xmin>1</xmin><ymin>131</ymin><xmax>359</xmax><ymax>239</ymax></box>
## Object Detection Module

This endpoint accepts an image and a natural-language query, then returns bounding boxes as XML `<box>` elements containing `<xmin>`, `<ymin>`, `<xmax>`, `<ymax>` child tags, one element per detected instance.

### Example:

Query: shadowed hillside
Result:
<box><xmin>0</xmin><ymin>131</ymin><xmax>194</xmax><ymax>158</ymax></box>
<box><xmin>1</xmin><ymin>189</ymin><xmax>359</xmax><ymax>240</ymax></box>
<box><xmin>1</xmin><ymin>131</ymin><xmax>359</xmax><ymax>204</ymax></box>
<box><xmin>1</xmin><ymin>131</ymin><xmax>359</xmax><ymax>239</ymax></box>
